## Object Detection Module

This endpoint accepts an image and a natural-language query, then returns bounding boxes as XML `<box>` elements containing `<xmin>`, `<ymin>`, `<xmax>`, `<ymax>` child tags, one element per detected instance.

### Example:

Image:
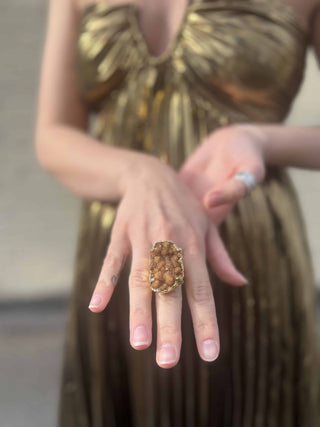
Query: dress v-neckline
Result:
<box><xmin>129</xmin><ymin>0</ymin><xmax>195</xmax><ymax>64</ymax></box>
<box><xmin>80</xmin><ymin>0</ymin><xmax>308</xmax><ymax>66</ymax></box>
<box><xmin>81</xmin><ymin>0</ymin><xmax>198</xmax><ymax>64</ymax></box>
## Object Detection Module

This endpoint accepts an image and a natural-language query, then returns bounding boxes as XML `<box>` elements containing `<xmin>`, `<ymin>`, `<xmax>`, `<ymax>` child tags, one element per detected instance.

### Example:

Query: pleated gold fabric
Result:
<box><xmin>58</xmin><ymin>0</ymin><xmax>320</xmax><ymax>425</ymax></box>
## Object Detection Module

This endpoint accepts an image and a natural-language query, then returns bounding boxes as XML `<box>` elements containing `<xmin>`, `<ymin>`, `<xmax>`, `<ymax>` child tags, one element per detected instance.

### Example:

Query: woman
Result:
<box><xmin>35</xmin><ymin>0</ymin><xmax>320</xmax><ymax>425</ymax></box>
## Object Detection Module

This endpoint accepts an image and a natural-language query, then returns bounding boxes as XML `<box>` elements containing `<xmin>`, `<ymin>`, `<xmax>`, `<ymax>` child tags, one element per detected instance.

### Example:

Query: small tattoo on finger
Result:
<box><xmin>111</xmin><ymin>275</ymin><xmax>117</xmax><ymax>287</ymax></box>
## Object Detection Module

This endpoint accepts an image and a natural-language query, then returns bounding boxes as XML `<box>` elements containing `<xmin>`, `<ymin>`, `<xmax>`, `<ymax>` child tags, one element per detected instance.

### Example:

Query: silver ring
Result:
<box><xmin>233</xmin><ymin>170</ymin><xmax>257</xmax><ymax>195</ymax></box>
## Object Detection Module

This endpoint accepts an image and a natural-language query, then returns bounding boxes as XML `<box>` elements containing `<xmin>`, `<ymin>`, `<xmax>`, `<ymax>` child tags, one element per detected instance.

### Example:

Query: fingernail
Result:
<box><xmin>88</xmin><ymin>294</ymin><xmax>102</xmax><ymax>309</ymax></box>
<box><xmin>202</xmin><ymin>339</ymin><xmax>219</xmax><ymax>361</ymax></box>
<box><xmin>239</xmin><ymin>273</ymin><xmax>249</xmax><ymax>285</ymax></box>
<box><xmin>208</xmin><ymin>193</ymin><xmax>223</xmax><ymax>207</ymax></box>
<box><xmin>133</xmin><ymin>326</ymin><xmax>148</xmax><ymax>346</ymax></box>
<box><xmin>158</xmin><ymin>343</ymin><xmax>177</xmax><ymax>365</ymax></box>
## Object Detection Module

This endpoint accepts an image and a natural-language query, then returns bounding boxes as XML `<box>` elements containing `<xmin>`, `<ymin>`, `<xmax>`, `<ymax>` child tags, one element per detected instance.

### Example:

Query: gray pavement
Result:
<box><xmin>0</xmin><ymin>297</ymin><xmax>320</xmax><ymax>427</ymax></box>
<box><xmin>0</xmin><ymin>300</ymin><xmax>68</xmax><ymax>427</ymax></box>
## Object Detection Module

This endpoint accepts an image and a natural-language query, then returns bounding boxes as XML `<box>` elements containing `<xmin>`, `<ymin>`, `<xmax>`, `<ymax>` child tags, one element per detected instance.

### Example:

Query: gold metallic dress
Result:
<box><xmin>59</xmin><ymin>0</ymin><xmax>320</xmax><ymax>425</ymax></box>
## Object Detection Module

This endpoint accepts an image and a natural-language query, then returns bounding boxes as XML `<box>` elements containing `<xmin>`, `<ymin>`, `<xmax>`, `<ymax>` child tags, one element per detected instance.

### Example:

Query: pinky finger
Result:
<box><xmin>206</xmin><ymin>224</ymin><xmax>248</xmax><ymax>287</ymax></box>
<box><xmin>89</xmin><ymin>233</ymin><xmax>130</xmax><ymax>313</ymax></box>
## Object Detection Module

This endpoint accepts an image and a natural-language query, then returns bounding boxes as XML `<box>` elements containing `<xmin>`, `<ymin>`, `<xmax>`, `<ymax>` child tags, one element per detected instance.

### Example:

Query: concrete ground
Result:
<box><xmin>0</xmin><ymin>297</ymin><xmax>320</xmax><ymax>427</ymax></box>
<box><xmin>0</xmin><ymin>299</ymin><xmax>68</xmax><ymax>427</ymax></box>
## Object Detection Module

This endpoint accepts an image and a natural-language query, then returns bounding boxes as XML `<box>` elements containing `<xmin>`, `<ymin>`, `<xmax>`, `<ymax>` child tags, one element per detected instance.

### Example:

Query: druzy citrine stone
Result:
<box><xmin>149</xmin><ymin>241</ymin><xmax>184</xmax><ymax>294</ymax></box>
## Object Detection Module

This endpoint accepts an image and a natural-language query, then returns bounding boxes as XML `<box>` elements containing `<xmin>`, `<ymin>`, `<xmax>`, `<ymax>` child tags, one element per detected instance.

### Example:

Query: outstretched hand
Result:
<box><xmin>88</xmin><ymin>153</ymin><xmax>247</xmax><ymax>369</ymax></box>
<box><xmin>178</xmin><ymin>125</ymin><xmax>267</xmax><ymax>226</ymax></box>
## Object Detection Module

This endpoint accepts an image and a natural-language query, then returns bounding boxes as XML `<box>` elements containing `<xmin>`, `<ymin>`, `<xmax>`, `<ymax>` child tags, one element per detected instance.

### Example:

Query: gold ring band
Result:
<box><xmin>149</xmin><ymin>240</ymin><xmax>184</xmax><ymax>294</ymax></box>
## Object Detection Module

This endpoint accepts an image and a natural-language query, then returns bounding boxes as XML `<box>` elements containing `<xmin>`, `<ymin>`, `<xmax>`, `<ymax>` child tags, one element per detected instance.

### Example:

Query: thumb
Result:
<box><xmin>179</xmin><ymin>143</ymin><xmax>209</xmax><ymax>175</ymax></box>
<box><xmin>204</xmin><ymin>165</ymin><xmax>263</xmax><ymax>209</ymax></box>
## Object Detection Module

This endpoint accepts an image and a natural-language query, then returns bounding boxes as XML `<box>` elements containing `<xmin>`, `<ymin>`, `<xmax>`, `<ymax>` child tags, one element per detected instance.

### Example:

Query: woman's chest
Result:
<box><xmin>76</xmin><ymin>0</ymin><xmax>308</xmax><ymax>116</ymax></box>
<box><xmin>77</xmin><ymin>0</ymin><xmax>311</xmax><ymax>56</ymax></box>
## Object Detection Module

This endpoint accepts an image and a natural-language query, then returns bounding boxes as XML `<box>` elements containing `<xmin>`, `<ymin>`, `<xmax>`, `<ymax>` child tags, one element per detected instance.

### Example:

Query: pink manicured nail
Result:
<box><xmin>240</xmin><ymin>274</ymin><xmax>249</xmax><ymax>285</ymax></box>
<box><xmin>202</xmin><ymin>339</ymin><xmax>219</xmax><ymax>361</ymax></box>
<box><xmin>158</xmin><ymin>343</ymin><xmax>177</xmax><ymax>365</ymax></box>
<box><xmin>208</xmin><ymin>193</ymin><xmax>223</xmax><ymax>207</ymax></box>
<box><xmin>133</xmin><ymin>326</ymin><xmax>149</xmax><ymax>346</ymax></box>
<box><xmin>88</xmin><ymin>294</ymin><xmax>102</xmax><ymax>309</ymax></box>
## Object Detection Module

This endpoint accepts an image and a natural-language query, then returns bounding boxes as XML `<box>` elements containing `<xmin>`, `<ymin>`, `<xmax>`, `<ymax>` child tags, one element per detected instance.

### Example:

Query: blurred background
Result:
<box><xmin>1</xmin><ymin>1</ymin><xmax>320</xmax><ymax>426</ymax></box>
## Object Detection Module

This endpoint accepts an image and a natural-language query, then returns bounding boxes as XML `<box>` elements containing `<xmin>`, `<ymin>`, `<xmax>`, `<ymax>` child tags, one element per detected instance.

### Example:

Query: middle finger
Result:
<box><xmin>148</xmin><ymin>227</ymin><xmax>183</xmax><ymax>368</ymax></box>
<box><xmin>183</xmin><ymin>233</ymin><xmax>220</xmax><ymax>362</ymax></box>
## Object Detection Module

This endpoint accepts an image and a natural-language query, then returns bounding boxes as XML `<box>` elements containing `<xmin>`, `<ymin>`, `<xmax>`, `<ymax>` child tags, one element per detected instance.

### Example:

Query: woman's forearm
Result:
<box><xmin>35</xmin><ymin>124</ymin><xmax>146</xmax><ymax>202</ymax></box>
<box><xmin>234</xmin><ymin>124</ymin><xmax>320</xmax><ymax>169</ymax></box>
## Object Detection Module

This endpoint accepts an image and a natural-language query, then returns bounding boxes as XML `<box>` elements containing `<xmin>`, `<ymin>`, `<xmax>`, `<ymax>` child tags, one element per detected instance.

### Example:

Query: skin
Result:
<box><xmin>178</xmin><ymin>124</ymin><xmax>320</xmax><ymax>226</ymax></box>
<box><xmin>88</xmin><ymin>156</ymin><xmax>248</xmax><ymax>367</ymax></box>
<box><xmin>35</xmin><ymin>0</ymin><xmax>320</xmax><ymax>369</ymax></box>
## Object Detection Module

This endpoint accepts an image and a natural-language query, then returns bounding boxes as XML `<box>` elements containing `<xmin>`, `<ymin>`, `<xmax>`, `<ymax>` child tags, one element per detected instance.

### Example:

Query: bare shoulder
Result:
<box><xmin>308</xmin><ymin>0</ymin><xmax>320</xmax><ymax>24</ymax></box>
<box><xmin>35</xmin><ymin>0</ymin><xmax>89</xmax><ymax>134</ymax></box>
<box><xmin>283</xmin><ymin>0</ymin><xmax>320</xmax><ymax>61</ymax></box>
<box><xmin>308</xmin><ymin>1</ymin><xmax>320</xmax><ymax>63</ymax></box>
<box><xmin>73</xmin><ymin>0</ymin><xmax>90</xmax><ymax>15</ymax></box>
<box><xmin>288</xmin><ymin>0</ymin><xmax>320</xmax><ymax>64</ymax></box>
<box><xmin>73</xmin><ymin>0</ymin><xmax>98</xmax><ymax>15</ymax></box>
<box><xmin>283</xmin><ymin>0</ymin><xmax>319</xmax><ymax>16</ymax></box>
<box><xmin>281</xmin><ymin>0</ymin><xmax>318</xmax><ymax>30</ymax></box>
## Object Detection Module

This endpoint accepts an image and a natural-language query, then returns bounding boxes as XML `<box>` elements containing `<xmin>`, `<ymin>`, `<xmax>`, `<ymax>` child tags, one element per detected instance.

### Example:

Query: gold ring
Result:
<box><xmin>149</xmin><ymin>240</ymin><xmax>184</xmax><ymax>294</ymax></box>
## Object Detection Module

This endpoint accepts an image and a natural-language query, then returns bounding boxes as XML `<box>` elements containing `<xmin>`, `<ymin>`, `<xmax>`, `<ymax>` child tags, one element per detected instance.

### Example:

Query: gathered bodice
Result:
<box><xmin>75</xmin><ymin>0</ymin><xmax>307</xmax><ymax>168</ymax></box>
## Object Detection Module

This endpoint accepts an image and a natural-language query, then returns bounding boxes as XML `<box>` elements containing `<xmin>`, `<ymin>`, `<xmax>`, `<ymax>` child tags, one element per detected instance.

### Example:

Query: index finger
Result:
<box><xmin>88</xmin><ymin>229</ymin><xmax>129</xmax><ymax>313</ymax></box>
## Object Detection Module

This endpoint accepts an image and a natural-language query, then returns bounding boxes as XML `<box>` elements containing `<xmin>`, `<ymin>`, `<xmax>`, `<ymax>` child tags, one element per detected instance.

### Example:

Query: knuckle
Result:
<box><xmin>129</xmin><ymin>268</ymin><xmax>150</xmax><ymax>289</ymax></box>
<box><xmin>158</xmin><ymin>323</ymin><xmax>178</xmax><ymax>338</ymax></box>
<box><xmin>176</xmin><ymin>220</ymin><xmax>191</xmax><ymax>236</ymax></box>
<box><xmin>158</xmin><ymin>290</ymin><xmax>179</xmax><ymax>305</ymax></box>
<box><xmin>110</xmin><ymin>218</ymin><xmax>124</xmax><ymax>236</ymax></box>
<box><xmin>154</xmin><ymin>220</ymin><xmax>174</xmax><ymax>241</ymax></box>
<box><xmin>103</xmin><ymin>253</ymin><xmax>120</xmax><ymax>270</ymax></box>
<box><xmin>191</xmin><ymin>282</ymin><xmax>213</xmax><ymax>305</ymax></box>
<box><xmin>110</xmin><ymin>219</ymin><xmax>128</xmax><ymax>241</ymax></box>
<box><xmin>131</xmin><ymin>306</ymin><xmax>148</xmax><ymax>320</ymax></box>
<box><xmin>195</xmin><ymin>319</ymin><xmax>215</xmax><ymax>335</ymax></box>
<box><xmin>128</xmin><ymin>216</ymin><xmax>147</xmax><ymax>238</ymax></box>
<box><xmin>186</xmin><ymin>231</ymin><xmax>203</xmax><ymax>254</ymax></box>
<box><xmin>96</xmin><ymin>279</ymin><xmax>116</xmax><ymax>293</ymax></box>
<box><xmin>96</xmin><ymin>278</ymin><xmax>109</xmax><ymax>289</ymax></box>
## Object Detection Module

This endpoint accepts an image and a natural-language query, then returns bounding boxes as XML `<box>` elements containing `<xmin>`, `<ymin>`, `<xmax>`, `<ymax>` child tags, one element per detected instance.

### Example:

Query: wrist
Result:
<box><xmin>118</xmin><ymin>151</ymin><xmax>163</xmax><ymax>196</ymax></box>
<box><xmin>230</xmin><ymin>123</ymin><xmax>269</xmax><ymax>160</ymax></box>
